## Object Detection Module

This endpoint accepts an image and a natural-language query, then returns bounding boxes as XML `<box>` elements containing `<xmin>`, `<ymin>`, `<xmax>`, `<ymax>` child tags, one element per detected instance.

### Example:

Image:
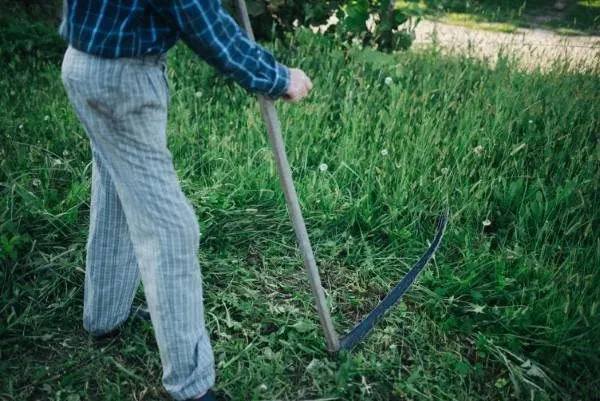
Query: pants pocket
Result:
<box><xmin>160</xmin><ymin>62</ymin><xmax>171</xmax><ymax>103</ymax></box>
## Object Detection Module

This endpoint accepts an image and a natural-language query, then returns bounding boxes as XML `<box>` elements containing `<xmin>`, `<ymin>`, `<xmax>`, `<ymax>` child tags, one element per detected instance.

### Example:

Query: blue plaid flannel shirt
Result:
<box><xmin>59</xmin><ymin>0</ymin><xmax>290</xmax><ymax>98</ymax></box>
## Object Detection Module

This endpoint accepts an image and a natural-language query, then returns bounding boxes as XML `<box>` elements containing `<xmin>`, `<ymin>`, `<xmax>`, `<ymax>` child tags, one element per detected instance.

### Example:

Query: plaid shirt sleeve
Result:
<box><xmin>150</xmin><ymin>0</ymin><xmax>290</xmax><ymax>98</ymax></box>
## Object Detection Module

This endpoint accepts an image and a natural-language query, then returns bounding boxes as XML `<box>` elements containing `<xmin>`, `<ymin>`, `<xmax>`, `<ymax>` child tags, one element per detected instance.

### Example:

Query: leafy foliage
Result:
<box><xmin>223</xmin><ymin>0</ymin><xmax>416</xmax><ymax>51</ymax></box>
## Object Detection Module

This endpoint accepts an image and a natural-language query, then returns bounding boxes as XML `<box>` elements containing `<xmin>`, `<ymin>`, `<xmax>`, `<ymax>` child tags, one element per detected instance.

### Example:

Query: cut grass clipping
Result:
<box><xmin>1</xmin><ymin>27</ymin><xmax>599</xmax><ymax>401</ymax></box>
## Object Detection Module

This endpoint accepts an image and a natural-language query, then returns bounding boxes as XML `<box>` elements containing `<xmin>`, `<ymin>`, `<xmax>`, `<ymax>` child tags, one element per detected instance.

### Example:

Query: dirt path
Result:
<box><xmin>412</xmin><ymin>20</ymin><xmax>600</xmax><ymax>71</ymax></box>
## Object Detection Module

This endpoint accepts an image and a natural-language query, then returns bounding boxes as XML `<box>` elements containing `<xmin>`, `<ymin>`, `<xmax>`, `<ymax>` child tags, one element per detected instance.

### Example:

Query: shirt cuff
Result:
<box><xmin>268</xmin><ymin>62</ymin><xmax>290</xmax><ymax>99</ymax></box>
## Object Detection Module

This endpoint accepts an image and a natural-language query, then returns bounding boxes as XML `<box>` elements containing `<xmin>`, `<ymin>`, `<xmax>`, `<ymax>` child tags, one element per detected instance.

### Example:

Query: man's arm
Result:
<box><xmin>149</xmin><ymin>0</ymin><xmax>291</xmax><ymax>98</ymax></box>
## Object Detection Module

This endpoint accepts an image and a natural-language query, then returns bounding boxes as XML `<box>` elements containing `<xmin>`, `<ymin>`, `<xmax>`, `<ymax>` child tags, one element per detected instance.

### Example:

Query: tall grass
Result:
<box><xmin>1</xmin><ymin>26</ymin><xmax>599</xmax><ymax>400</ymax></box>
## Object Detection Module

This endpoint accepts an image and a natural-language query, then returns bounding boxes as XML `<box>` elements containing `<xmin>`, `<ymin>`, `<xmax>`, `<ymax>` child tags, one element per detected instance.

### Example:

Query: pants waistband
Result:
<box><xmin>67</xmin><ymin>46</ymin><xmax>167</xmax><ymax>66</ymax></box>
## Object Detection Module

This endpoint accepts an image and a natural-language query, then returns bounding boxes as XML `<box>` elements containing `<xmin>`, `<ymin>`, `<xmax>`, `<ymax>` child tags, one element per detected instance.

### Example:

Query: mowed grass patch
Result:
<box><xmin>1</xmin><ymin>27</ymin><xmax>599</xmax><ymax>401</ymax></box>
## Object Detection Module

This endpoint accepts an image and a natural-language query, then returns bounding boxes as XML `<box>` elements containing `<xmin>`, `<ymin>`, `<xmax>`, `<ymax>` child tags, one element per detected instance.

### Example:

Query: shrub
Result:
<box><xmin>224</xmin><ymin>0</ymin><xmax>416</xmax><ymax>51</ymax></box>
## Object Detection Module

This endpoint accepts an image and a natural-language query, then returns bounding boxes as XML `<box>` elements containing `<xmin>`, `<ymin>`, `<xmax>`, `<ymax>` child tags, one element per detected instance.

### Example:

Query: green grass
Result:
<box><xmin>1</xmin><ymin>18</ymin><xmax>600</xmax><ymax>401</ymax></box>
<box><xmin>397</xmin><ymin>0</ymin><xmax>600</xmax><ymax>35</ymax></box>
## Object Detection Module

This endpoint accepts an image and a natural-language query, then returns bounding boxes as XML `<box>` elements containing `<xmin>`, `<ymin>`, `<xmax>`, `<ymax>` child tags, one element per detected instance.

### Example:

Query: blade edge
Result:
<box><xmin>339</xmin><ymin>210</ymin><xmax>449</xmax><ymax>351</ymax></box>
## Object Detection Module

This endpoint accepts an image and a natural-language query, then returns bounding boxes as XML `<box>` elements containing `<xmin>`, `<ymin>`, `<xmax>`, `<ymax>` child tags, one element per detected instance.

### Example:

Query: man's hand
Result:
<box><xmin>284</xmin><ymin>68</ymin><xmax>313</xmax><ymax>103</ymax></box>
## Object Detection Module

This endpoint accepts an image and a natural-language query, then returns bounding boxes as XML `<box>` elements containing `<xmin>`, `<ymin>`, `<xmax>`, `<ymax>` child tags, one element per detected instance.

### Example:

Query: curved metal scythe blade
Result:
<box><xmin>340</xmin><ymin>210</ymin><xmax>449</xmax><ymax>351</ymax></box>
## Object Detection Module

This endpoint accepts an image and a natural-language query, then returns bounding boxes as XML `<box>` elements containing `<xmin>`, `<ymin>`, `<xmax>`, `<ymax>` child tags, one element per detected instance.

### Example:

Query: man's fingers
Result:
<box><xmin>305</xmin><ymin>76</ymin><xmax>313</xmax><ymax>91</ymax></box>
<box><xmin>284</xmin><ymin>68</ymin><xmax>313</xmax><ymax>103</ymax></box>
<box><xmin>301</xmin><ymin>84</ymin><xmax>309</xmax><ymax>98</ymax></box>
<box><xmin>300</xmin><ymin>71</ymin><xmax>313</xmax><ymax>93</ymax></box>
<box><xmin>286</xmin><ymin>88</ymin><xmax>308</xmax><ymax>103</ymax></box>
<box><xmin>284</xmin><ymin>92</ymin><xmax>300</xmax><ymax>104</ymax></box>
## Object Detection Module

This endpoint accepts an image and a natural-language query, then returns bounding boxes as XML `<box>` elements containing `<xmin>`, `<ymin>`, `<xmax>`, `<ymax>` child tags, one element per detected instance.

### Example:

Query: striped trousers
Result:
<box><xmin>61</xmin><ymin>46</ymin><xmax>215</xmax><ymax>400</ymax></box>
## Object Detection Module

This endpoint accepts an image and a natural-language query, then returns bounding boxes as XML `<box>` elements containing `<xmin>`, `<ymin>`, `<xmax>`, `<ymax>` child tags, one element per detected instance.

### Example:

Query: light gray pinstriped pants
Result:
<box><xmin>61</xmin><ymin>46</ymin><xmax>215</xmax><ymax>400</ymax></box>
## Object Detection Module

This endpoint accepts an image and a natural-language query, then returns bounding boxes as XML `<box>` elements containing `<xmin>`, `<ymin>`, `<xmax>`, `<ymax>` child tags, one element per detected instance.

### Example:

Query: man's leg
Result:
<box><xmin>83</xmin><ymin>148</ymin><xmax>140</xmax><ymax>336</ymax></box>
<box><xmin>62</xmin><ymin>48</ymin><xmax>215</xmax><ymax>400</ymax></box>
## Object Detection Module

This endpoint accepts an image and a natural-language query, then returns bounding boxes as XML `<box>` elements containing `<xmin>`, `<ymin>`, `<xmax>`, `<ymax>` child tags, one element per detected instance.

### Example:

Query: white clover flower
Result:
<box><xmin>482</xmin><ymin>218</ymin><xmax>491</xmax><ymax>227</ymax></box>
<box><xmin>384</xmin><ymin>76</ymin><xmax>393</xmax><ymax>86</ymax></box>
<box><xmin>63</xmin><ymin>150</ymin><xmax>69</xmax><ymax>157</ymax></box>
<box><xmin>44</xmin><ymin>115</ymin><xmax>50</xmax><ymax>121</ymax></box>
<box><xmin>194</xmin><ymin>91</ymin><xmax>202</xmax><ymax>98</ymax></box>
<box><xmin>380</xmin><ymin>149</ymin><xmax>388</xmax><ymax>156</ymax></box>
<box><xmin>259</xmin><ymin>384</ymin><xmax>267</xmax><ymax>391</ymax></box>
<box><xmin>10</xmin><ymin>90</ymin><xmax>15</xmax><ymax>96</ymax></box>
<box><xmin>361</xmin><ymin>376</ymin><xmax>372</xmax><ymax>395</ymax></box>
<box><xmin>52</xmin><ymin>159</ymin><xmax>63</xmax><ymax>166</ymax></box>
<box><xmin>472</xmin><ymin>145</ymin><xmax>484</xmax><ymax>155</ymax></box>
<box><xmin>32</xmin><ymin>178</ymin><xmax>41</xmax><ymax>187</ymax></box>
<box><xmin>318</xmin><ymin>163</ymin><xmax>328</xmax><ymax>172</ymax></box>
<box><xmin>528</xmin><ymin>120</ymin><xmax>533</xmax><ymax>124</ymax></box>
<box><xmin>441</xmin><ymin>167</ymin><xmax>449</xmax><ymax>175</ymax></box>
<box><xmin>18</xmin><ymin>124</ymin><xmax>23</xmax><ymax>130</ymax></box>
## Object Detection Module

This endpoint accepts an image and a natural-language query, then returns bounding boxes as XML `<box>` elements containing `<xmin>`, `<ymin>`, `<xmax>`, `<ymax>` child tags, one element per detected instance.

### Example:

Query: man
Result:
<box><xmin>59</xmin><ymin>1</ymin><xmax>313</xmax><ymax>400</ymax></box>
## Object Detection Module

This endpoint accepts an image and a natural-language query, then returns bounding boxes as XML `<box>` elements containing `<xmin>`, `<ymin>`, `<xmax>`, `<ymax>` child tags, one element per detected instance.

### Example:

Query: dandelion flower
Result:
<box><xmin>380</xmin><ymin>149</ymin><xmax>388</xmax><ymax>156</ymax></box>
<box><xmin>472</xmin><ymin>145</ymin><xmax>484</xmax><ymax>155</ymax></box>
<box><xmin>384</xmin><ymin>76</ymin><xmax>393</xmax><ymax>86</ymax></box>
<box><xmin>482</xmin><ymin>218</ymin><xmax>491</xmax><ymax>227</ymax></box>
<box><xmin>319</xmin><ymin>163</ymin><xmax>328</xmax><ymax>172</ymax></box>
